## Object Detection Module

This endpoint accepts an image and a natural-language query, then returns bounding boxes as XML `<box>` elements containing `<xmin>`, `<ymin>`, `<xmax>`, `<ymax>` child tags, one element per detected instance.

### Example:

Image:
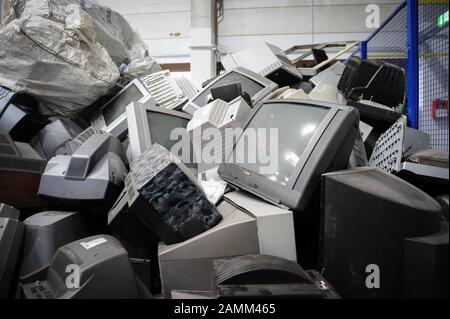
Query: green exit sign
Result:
<box><xmin>438</xmin><ymin>10</ymin><xmax>449</xmax><ymax>27</ymax></box>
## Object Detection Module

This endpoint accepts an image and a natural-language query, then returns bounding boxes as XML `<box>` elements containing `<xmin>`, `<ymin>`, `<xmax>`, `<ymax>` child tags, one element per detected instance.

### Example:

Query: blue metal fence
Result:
<box><xmin>352</xmin><ymin>0</ymin><xmax>449</xmax><ymax>150</ymax></box>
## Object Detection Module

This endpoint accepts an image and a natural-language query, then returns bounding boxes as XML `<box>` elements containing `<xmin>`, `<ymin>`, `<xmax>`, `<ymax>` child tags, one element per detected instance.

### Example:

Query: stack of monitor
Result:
<box><xmin>90</xmin><ymin>79</ymin><xmax>157</xmax><ymax>141</ymax></box>
<box><xmin>220</xmin><ymin>43</ymin><xmax>303</xmax><ymax>87</ymax></box>
<box><xmin>38</xmin><ymin>133</ymin><xmax>129</xmax><ymax>209</ymax></box>
<box><xmin>158</xmin><ymin>190</ymin><xmax>297</xmax><ymax>298</ymax></box>
<box><xmin>216</xmin><ymin>99</ymin><xmax>359</xmax><ymax>268</ymax></box>
<box><xmin>182</xmin><ymin>67</ymin><xmax>278</xmax><ymax>115</ymax></box>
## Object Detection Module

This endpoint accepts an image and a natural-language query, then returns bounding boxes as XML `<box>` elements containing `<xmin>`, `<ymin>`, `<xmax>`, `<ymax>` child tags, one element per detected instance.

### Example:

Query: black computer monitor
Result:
<box><xmin>403</xmin><ymin>223</ymin><xmax>449</xmax><ymax>299</ymax></box>
<box><xmin>90</xmin><ymin>79</ymin><xmax>156</xmax><ymax>140</ymax></box>
<box><xmin>126</xmin><ymin>101</ymin><xmax>196</xmax><ymax>170</ymax></box>
<box><xmin>38</xmin><ymin>134</ymin><xmax>128</xmax><ymax>208</ymax></box>
<box><xmin>338</xmin><ymin>57</ymin><xmax>405</xmax><ymax>108</ymax></box>
<box><xmin>183</xmin><ymin>67</ymin><xmax>278</xmax><ymax>115</ymax></box>
<box><xmin>0</xmin><ymin>213</ymin><xmax>24</xmax><ymax>298</ymax></box>
<box><xmin>218</xmin><ymin>99</ymin><xmax>359</xmax><ymax>213</ymax></box>
<box><xmin>0</xmin><ymin>87</ymin><xmax>49</xmax><ymax>143</ymax></box>
<box><xmin>321</xmin><ymin>167</ymin><xmax>443</xmax><ymax>298</ymax></box>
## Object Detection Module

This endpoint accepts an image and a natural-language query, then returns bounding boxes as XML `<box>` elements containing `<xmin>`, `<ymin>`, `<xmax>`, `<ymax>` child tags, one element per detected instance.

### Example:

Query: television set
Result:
<box><xmin>218</xmin><ymin>99</ymin><xmax>359</xmax><ymax>213</ymax></box>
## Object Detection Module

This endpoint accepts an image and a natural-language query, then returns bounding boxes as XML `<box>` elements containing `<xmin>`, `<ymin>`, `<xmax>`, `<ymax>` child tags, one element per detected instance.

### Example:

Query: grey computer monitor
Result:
<box><xmin>20</xmin><ymin>211</ymin><xmax>91</xmax><ymax>280</ymax></box>
<box><xmin>218</xmin><ymin>99</ymin><xmax>359</xmax><ymax>212</ymax></box>
<box><xmin>182</xmin><ymin>67</ymin><xmax>278</xmax><ymax>115</ymax></box>
<box><xmin>90</xmin><ymin>79</ymin><xmax>156</xmax><ymax>140</ymax></box>
<box><xmin>126</xmin><ymin>102</ymin><xmax>194</xmax><ymax>165</ymax></box>
<box><xmin>158</xmin><ymin>190</ymin><xmax>297</xmax><ymax>298</ymax></box>
<box><xmin>38</xmin><ymin>134</ymin><xmax>128</xmax><ymax>208</ymax></box>
<box><xmin>21</xmin><ymin>235</ymin><xmax>142</xmax><ymax>299</ymax></box>
<box><xmin>31</xmin><ymin>118</ymin><xmax>83</xmax><ymax>159</ymax></box>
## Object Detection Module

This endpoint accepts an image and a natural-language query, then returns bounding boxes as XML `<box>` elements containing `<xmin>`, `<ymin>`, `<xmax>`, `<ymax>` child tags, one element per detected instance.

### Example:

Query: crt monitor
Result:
<box><xmin>158</xmin><ymin>190</ymin><xmax>297</xmax><ymax>298</ymax></box>
<box><xmin>126</xmin><ymin>101</ymin><xmax>196</xmax><ymax>168</ymax></box>
<box><xmin>218</xmin><ymin>99</ymin><xmax>359</xmax><ymax>213</ymax></box>
<box><xmin>21</xmin><ymin>235</ymin><xmax>142</xmax><ymax>299</ymax></box>
<box><xmin>321</xmin><ymin>167</ymin><xmax>442</xmax><ymax>298</ymax></box>
<box><xmin>19</xmin><ymin>211</ymin><xmax>92</xmax><ymax>281</ymax></box>
<box><xmin>38</xmin><ymin>134</ymin><xmax>128</xmax><ymax>209</ymax></box>
<box><xmin>90</xmin><ymin>79</ymin><xmax>156</xmax><ymax>140</ymax></box>
<box><xmin>182</xmin><ymin>67</ymin><xmax>278</xmax><ymax>115</ymax></box>
<box><xmin>30</xmin><ymin>117</ymin><xmax>83</xmax><ymax>159</ymax></box>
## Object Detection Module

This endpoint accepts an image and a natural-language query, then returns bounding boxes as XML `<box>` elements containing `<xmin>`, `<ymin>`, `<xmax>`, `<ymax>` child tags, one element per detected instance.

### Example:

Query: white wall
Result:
<box><xmin>97</xmin><ymin>0</ymin><xmax>191</xmax><ymax>63</ymax></box>
<box><xmin>98</xmin><ymin>0</ymin><xmax>402</xmax><ymax>63</ymax></box>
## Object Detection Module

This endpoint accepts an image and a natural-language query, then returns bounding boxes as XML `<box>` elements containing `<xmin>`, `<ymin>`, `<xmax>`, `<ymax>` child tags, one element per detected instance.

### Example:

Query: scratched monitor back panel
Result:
<box><xmin>321</xmin><ymin>167</ymin><xmax>442</xmax><ymax>298</ymax></box>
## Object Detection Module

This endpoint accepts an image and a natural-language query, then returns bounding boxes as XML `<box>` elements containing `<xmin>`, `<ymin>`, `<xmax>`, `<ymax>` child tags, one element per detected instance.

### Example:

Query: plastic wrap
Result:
<box><xmin>0</xmin><ymin>15</ymin><xmax>119</xmax><ymax>117</ymax></box>
<box><xmin>0</xmin><ymin>0</ymin><xmax>149</xmax><ymax>117</ymax></box>
<box><xmin>19</xmin><ymin>0</ymin><xmax>148</xmax><ymax>65</ymax></box>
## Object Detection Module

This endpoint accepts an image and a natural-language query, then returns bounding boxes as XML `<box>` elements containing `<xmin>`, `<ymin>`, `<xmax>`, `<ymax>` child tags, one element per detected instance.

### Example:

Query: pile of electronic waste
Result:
<box><xmin>1</xmin><ymin>3</ymin><xmax>448</xmax><ymax>300</ymax></box>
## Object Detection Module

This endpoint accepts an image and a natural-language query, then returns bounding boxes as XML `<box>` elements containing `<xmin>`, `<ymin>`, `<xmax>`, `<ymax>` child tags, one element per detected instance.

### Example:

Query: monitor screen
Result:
<box><xmin>193</xmin><ymin>71</ymin><xmax>264</xmax><ymax>107</ymax></box>
<box><xmin>146</xmin><ymin>110</ymin><xmax>197</xmax><ymax>169</ymax></box>
<box><xmin>147</xmin><ymin>111</ymin><xmax>190</xmax><ymax>151</ymax></box>
<box><xmin>231</xmin><ymin>102</ymin><xmax>329</xmax><ymax>186</ymax></box>
<box><xmin>103</xmin><ymin>84</ymin><xmax>145</xmax><ymax>126</ymax></box>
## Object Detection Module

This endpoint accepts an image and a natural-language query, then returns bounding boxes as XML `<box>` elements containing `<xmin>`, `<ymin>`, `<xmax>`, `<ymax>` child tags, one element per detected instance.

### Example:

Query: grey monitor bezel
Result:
<box><xmin>90</xmin><ymin>79</ymin><xmax>155</xmax><ymax>140</ymax></box>
<box><xmin>182</xmin><ymin>67</ymin><xmax>278</xmax><ymax>115</ymax></box>
<box><xmin>218</xmin><ymin>99</ymin><xmax>359</xmax><ymax>212</ymax></box>
<box><xmin>126</xmin><ymin>102</ymin><xmax>193</xmax><ymax>162</ymax></box>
